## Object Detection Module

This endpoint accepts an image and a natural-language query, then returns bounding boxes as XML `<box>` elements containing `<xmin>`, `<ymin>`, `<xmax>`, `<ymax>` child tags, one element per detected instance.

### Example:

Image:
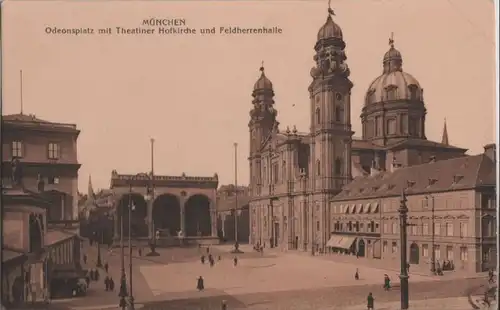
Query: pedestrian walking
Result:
<box><xmin>104</xmin><ymin>262</ymin><xmax>109</xmax><ymax>273</ymax></box>
<box><xmin>197</xmin><ymin>276</ymin><xmax>205</xmax><ymax>291</ymax></box>
<box><xmin>109</xmin><ymin>277</ymin><xmax>115</xmax><ymax>291</ymax></box>
<box><xmin>383</xmin><ymin>274</ymin><xmax>391</xmax><ymax>291</ymax></box>
<box><xmin>367</xmin><ymin>292</ymin><xmax>374</xmax><ymax>310</ymax></box>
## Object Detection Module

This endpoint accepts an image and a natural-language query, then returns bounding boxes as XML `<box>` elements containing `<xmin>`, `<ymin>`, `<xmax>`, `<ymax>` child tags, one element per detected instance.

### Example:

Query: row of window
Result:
<box><xmin>382</xmin><ymin>242</ymin><xmax>468</xmax><ymax>261</ymax></box>
<box><xmin>260</xmin><ymin>157</ymin><xmax>345</xmax><ymax>184</ymax></box>
<box><xmin>315</xmin><ymin>106</ymin><xmax>344</xmax><ymax>124</ymax></box>
<box><xmin>333</xmin><ymin>220</ymin><xmax>380</xmax><ymax>233</ymax></box>
<box><xmin>11</xmin><ymin>140</ymin><xmax>61</xmax><ymax>159</ymax></box>
<box><xmin>383</xmin><ymin>221</ymin><xmax>469</xmax><ymax>237</ymax></box>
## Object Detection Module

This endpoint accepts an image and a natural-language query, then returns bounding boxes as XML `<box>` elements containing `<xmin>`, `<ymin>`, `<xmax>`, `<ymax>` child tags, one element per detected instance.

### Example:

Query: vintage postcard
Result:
<box><xmin>1</xmin><ymin>0</ymin><xmax>497</xmax><ymax>309</ymax></box>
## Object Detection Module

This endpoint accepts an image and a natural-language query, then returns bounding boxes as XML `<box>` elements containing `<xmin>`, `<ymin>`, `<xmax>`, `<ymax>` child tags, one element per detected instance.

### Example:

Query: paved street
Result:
<box><xmin>50</xmin><ymin>243</ymin><xmax>486</xmax><ymax>310</ymax></box>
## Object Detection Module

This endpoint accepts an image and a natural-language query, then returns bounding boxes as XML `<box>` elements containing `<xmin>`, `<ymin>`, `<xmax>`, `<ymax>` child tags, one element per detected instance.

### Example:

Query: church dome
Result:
<box><xmin>364</xmin><ymin>37</ymin><xmax>423</xmax><ymax>106</ymax></box>
<box><xmin>317</xmin><ymin>14</ymin><xmax>343</xmax><ymax>41</ymax></box>
<box><xmin>253</xmin><ymin>66</ymin><xmax>273</xmax><ymax>91</ymax></box>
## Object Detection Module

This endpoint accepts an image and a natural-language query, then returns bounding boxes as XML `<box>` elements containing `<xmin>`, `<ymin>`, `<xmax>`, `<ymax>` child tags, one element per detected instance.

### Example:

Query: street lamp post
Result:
<box><xmin>425</xmin><ymin>195</ymin><xmax>436</xmax><ymax>274</ymax></box>
<box><xmin>127</xmin><ymin>183</ymin><xmax>135</xmax><ymax>310</ymax></box>
<box><xmin>118</xmin><ymin>196</ymin><xmax>128</xmax><ymax>309</ymax></box>
<box><xmin>399</xmin><ymin>190</ymin><xmax>410</xmax><ymax>310</ymax></box>
<box><xmin>96</xmin><ymin>230</ymin><xmax>103</xmax><ymax>268</ymax></box>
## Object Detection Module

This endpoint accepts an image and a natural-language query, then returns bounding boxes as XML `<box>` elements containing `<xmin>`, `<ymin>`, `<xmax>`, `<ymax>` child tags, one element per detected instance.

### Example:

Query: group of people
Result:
<box><xmin>200</xmin><ymin>247</ymin><xmax>239</xmax><ymax>268</ymax></box>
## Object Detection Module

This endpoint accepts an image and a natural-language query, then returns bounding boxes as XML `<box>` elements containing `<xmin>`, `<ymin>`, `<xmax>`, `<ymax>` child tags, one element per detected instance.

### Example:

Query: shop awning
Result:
<box><xmin>326</xmin><ymin>235</ymin><xmax>342</xmax><ymax>247</ymax></box>
<box><xmin>327</xmin><ymin>235</ymin><xmax>357</xmax><ymax>249</ymax></box>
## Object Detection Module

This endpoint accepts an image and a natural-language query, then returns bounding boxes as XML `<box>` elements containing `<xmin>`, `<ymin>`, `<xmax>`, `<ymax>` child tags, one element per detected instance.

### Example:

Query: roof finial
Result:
<box><xmin>328</xmin><ymin>0</ymin><xmax>335</xmax><ymax>16</ymax></box>
<box><xmin>260</xmin><ymin>61</ymin><xmax>264</xmax><ymax>72</ymax></box>
<box><xmin>389</xmin><ymin>32</ymin><xmax>395</xmax><ymax>48</ymax></box>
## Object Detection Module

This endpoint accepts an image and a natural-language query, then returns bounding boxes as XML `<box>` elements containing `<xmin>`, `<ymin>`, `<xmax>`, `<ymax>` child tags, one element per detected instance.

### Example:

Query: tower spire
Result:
<box><xmin>328</xmin><ymin>0</ymin><xmax>335</xmax><ymax>16</ymax></box>
<box><xmin>20</xmin><ymin>70</ymin><xmax>24</xmax><ymax>115</ymax></box>
<box><xmin>389</xmin><ymin>32</ymin><xmax>395</xmax><ymax>48</ymax></box>
<box><xmin>441</xmin><ymin>118</ymin><xmax>449</xmax><ymax>145</ymax></box>
<box><xmin>88</xmin><ymin>175</ymin><xmax>95</xmax><ymax>199</ymax></box>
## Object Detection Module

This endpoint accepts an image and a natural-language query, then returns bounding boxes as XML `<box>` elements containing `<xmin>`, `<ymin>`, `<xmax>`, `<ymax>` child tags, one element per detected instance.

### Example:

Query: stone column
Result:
<box><xmin>147</xmin><ymin>197</ymin><xmax>153</xmax><ymax>239</ymax></box>
<box><xmin>210</xmin><ymin>201</ymin><xmax>217</xmax><ymax>237</ymax></box>
<box><xmin>114</xmin><ymin>211</ymin><xmax>119</xmax><ymax>240</ymax></box>
<box><xmin>180</xmin><ymin>197</ymin><xmax>186</xmax><ymax>237</ymax></box>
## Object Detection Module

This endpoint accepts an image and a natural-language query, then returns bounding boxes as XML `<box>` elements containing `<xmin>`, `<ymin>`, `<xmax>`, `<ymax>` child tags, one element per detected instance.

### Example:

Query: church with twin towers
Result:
<box><xmin>247</xmin><ymin>7</ymin><xmax>468</xmax><ymax>252</ymax></box>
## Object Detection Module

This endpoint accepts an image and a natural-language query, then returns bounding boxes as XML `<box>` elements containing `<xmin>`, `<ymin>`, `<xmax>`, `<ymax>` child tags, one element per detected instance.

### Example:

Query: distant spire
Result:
<box><xmin>389</xmin><ymin>32</ymin><xmax>395</xmax><ymax>48</ymax></box>
<box><xmin>88</xmin><ymin>175</ymin><xmax>95</xmax><ymax>199</ymax></box>
<box><xmin>441</xmin><ymin>118</ymin><xmax>449</xmax><ymax>145</ymax></box>
<box><xmin>20</xmin><ymin>70</ymin><xmax>24</xmax><ymax>115</ymax></box>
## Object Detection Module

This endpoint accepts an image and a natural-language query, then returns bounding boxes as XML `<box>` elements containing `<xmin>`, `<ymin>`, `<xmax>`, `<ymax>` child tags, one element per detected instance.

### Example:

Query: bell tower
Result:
<box><xmin>249</xmin><ymin>64</ymin><xmax>277</xmax><ymax>195</ymax></box>
<box><xmin>309</xmin><ymin>7</ymin><xmax>353</xmax><ymax>193</ymax></box>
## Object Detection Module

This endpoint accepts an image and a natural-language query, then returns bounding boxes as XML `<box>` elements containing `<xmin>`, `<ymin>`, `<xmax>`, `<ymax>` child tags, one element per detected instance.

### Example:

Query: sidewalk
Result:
<box><xmin>344</xmin><ymin>297</ymin><xmax>474</xmax><ymax>310</ymax></box>
<box><xmin>291</xmin><ymin>250</ymin><xmax>486</xmax><ymax>280</ymax></box>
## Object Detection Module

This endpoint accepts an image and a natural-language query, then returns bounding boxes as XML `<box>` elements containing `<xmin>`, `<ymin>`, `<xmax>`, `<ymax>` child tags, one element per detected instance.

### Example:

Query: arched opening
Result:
<box><xmin>12</xmin><ymin>276</ymin><xmax>24</xmax><ymax>303</ymax></box>
<box><xmin>117</xmin><ymin>193</ymin><xmax>148</xmax><ymax>237</ymax></box>
<box><xmin>335</xmin><ymin>158</ymin><xmax>342</xmax><ymax>175</ymax></box>
<box><xmin>29</xmin><ymin>213</ymin><xmax>43</xmax><ymax>252</ymax></box>
<box><xmin>152</xmin><ymin>194</ymin><xmax>181</xmax><ymax>237</ymax></box>
<box><xmin>184</xmin><ymin>194</ymin><xmax>211</xmax><ymax>237</ymax></box>
<box><xmin>42</xmin><ymin>190</ymin><xmax>72</xmax><ymax>221</ymax></box>
<box><xmin>410</xmin><ymin>242</ymin><xmax>420</xmax><ymax>264</ymax></box>
<box><xmin>357</xmin><ymin>238</ymin><xmax>366</xmax><ymax>257</ymax></box>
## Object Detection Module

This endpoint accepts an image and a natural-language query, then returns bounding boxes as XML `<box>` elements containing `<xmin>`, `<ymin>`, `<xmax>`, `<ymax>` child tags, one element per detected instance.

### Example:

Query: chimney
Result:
<box><xmin>484</xmin><ymin>143</ymin><xmax>496</xmax><ymax>163</ymax></box>
<box><xmin>429</xmin><ymin>156</ymin><xmax>436</xmax><ymax>163</ymax></box>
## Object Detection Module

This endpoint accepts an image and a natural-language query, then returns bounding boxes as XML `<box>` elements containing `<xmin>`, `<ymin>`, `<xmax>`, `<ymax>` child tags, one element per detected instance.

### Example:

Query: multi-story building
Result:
<box><xmin>248</xmin><ymin>7</ymin><xmax>468</xmax><ymax>251</ymax></box>
<box><xmin>216</xmin><ymin>185</ymin><xmax>250</xmax><ymax>243</ymax></box>
<box><xmin>2</xmin><ymin>113</ymin><xmax>81</xmax><ymax>231</ymax></box>
<box><xmin>329</xmin><ymin>144</ymin><xmax>496</xmax><ymax>273</ymax></box>
<box><xmin>2</xmin><ymin>186</ymin><xmax>82</xmax><ymax>306</ymax></box>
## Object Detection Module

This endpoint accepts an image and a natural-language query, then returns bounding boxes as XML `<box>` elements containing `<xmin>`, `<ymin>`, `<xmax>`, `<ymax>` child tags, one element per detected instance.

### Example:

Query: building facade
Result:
<box><xmin>248</xmin><ymin>8</ymin><xmax>469</xmax><ymax>252</ymax></box>
<box><xmin>2</xmin><ymin>113</ymin><xmax>81</xmax><ymax>231</ymax></box>
<box><xmin>2</xmin><ymin>187</ymin><xmax>82</xmax><ymax>306</ymax></box>
<box><xmin>216</xmin><ymin>185</ymin><xmax>250</xmax><ymax>243</ymax></box>
<box><xmin>110</xmin><ymin>170</ymin><xmax>219</xmax><ymax>244</ymax></box>
<box><xmin>329</xmin><ymin>145</ymin><xmax>496</xmax><ymax>273</ymax></box>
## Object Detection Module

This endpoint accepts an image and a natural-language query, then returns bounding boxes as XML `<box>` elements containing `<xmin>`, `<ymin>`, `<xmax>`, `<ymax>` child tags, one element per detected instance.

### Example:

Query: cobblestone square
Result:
<box><xmin>140</xmin><ymin>252</ymin><xmax>435</xmax><ymax>298</ymax></box>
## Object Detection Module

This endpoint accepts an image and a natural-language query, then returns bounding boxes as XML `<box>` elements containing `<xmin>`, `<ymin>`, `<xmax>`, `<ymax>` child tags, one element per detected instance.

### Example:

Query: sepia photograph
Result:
<box><xmin>1</xmin><ymin>0</ymin><xmax>497</xmax><ymax>309</ymax></box>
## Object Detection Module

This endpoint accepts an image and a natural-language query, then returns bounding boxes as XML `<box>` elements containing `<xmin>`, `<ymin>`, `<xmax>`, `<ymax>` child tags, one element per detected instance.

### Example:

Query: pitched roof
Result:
<box><xmin>333</xmin><ymin>153</ymin><xmax>494</xmax><ymax>201</ymax></box>
<box><xmin>2</xmin><ymin>113</ymin><xmax>51</xmax><ymax>123</ymax></box>
<box><xmin>387</xmin><ymin>138</ymin><xmax>466</xmax><ymax>151</ymax></box>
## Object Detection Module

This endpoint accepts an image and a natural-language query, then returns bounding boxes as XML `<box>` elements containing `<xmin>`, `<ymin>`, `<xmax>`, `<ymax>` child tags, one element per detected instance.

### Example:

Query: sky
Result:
<box><xmin>2</xmin><ymin>0</ymin><xmax>496</xmax><ymax>192</ymax></box>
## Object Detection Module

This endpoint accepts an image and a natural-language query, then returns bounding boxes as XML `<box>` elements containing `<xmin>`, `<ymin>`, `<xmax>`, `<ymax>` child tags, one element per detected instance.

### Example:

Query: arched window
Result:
<box><xmin>316</xmin><ymin>160</ymin><xmax>321</xmax><ymax>176</ymax></box>
<box><xmin>316</xmin><ymin>108</ymin><xmax>321</xmax><ymax>125</ymax></box>
<box><xmin>335</xmin><ymin>158</ymin><xmax>342</xmax><ymax>175</ymax></box>
<box><xmin>409</xmin><ymin>85</ymin><xmax>419</xmax><ymax>101</ymax></box>
<box><xmin>335</xmin><ymin>106</ymin><xmax>343</xmax><ymax>122</ymax></box>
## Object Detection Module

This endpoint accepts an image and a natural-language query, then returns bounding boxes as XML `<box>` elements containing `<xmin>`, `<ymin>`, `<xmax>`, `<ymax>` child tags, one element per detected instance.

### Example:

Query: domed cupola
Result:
<box><xmin>314</xmin><ymin>5</ymin><xmax>346</xmax><ymax>52</ymax></box>
<box><xmin>317</xmin><ymin>13</ymin><xmax>343</xmax><ymax>41</ymax></box>
<box><xmin>361</xmin><ymin>34</ymin><xmax>427</xmax><ymax>146</ymax></box>
<box><xmin>253</xmin><ymin>65</ymin><xmax>273</xmax><ymax>92</ymax></box>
